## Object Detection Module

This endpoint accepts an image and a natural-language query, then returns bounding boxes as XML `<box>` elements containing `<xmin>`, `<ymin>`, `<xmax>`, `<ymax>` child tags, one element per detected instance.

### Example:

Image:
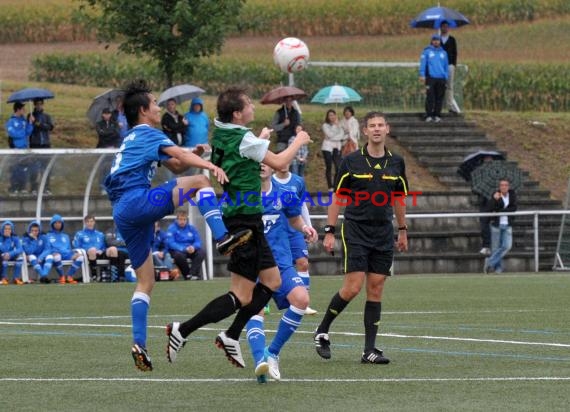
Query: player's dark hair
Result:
<box><xmin>123</xmin><ymin>79</ymin><xmax>152</xmax><ymax>129</ymax></box>
<box><xmin>362</xmin><ymin>111</ymin><xmax>388</xmax><ymax>126</ymax></box>
<box><xmin>217</xmin><ymin>86</ymin><xmax>248</xmax><ymax>123</ymax></box>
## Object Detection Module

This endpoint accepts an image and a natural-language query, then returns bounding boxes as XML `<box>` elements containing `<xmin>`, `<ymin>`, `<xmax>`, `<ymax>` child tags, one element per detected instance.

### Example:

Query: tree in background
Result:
<box><xmin>80</xmin><ymin>0</ymin><xmax>244</xmax><ymax>87</ymax></box>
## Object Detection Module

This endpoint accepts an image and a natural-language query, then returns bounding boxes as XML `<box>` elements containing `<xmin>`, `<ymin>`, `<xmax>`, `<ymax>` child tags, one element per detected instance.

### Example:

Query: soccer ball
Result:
<box><xmin>273</xmin><ymin>37</ymin><xmax>310</xmax><ymax>73</ymax></box>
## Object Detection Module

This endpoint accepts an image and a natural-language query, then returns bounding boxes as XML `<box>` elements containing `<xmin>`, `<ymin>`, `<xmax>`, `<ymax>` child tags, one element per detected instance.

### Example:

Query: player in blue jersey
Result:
<box><xmin>104</xmin><ymin>80</ymin><xmax>251</xmax><ymax>372</ymax></box>
<box><xmin>272</xmin><ymin>164</ymin><xmax>318</xmax><ymax>315</ymax></box>
<box><xmin>246</xmin><ymin>163</ymin><xmax>318</xmax><ymax>382</ymax></box>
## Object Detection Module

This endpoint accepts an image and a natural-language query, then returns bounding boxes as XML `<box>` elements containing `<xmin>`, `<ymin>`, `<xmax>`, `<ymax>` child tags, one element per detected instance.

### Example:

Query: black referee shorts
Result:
<box><xmin>224</xmin><ymin>213</ymin><xmax>276</xmax><ymax>282</ymax></box>
<box><xmin>341</xmin><ymin>219</ymin><xmax>394</xmax><ymax>275</ymax></box>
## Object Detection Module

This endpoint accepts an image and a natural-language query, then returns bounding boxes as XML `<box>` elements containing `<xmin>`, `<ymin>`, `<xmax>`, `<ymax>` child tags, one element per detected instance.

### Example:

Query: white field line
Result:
<box><xmin>1</xmin><ymin>320</ymin><xmax>570</xmax><ymax>348</ymax></box>
<box><xmin>1</xmin><ymin>377</ymin><xmax>570</xmax><ymax>383</ymax></box>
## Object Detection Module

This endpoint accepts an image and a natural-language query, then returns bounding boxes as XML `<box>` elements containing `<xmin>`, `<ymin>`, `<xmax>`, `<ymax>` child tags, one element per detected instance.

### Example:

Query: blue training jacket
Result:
<box><xmin>419</xmin><ymin>44</ymin><xmax>449</xmax><ymax>80</ymax></box>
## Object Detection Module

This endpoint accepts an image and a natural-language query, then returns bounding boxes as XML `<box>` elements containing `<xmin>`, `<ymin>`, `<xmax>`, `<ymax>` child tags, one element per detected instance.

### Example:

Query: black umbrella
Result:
<box><xmin>470</xmin><ymin>161</ymin><xmax>523</xmax><ymax>197</ymax></box>
<box><xmin>86</xmin><ymin>89</ymin><xmax>124</xmax><ymax>126</ymax></box>
<box><xmin>457</xmin><ymin>150</ymin><xmax>505</xmax><ymax>181</ymax></box>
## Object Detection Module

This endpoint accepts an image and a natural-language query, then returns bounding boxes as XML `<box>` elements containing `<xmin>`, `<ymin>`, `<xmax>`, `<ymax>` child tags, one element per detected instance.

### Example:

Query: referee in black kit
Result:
<box><xmin>313</xmin><ymin>111</ymin><xmax>409</xmax><ymax>364</ymax></box>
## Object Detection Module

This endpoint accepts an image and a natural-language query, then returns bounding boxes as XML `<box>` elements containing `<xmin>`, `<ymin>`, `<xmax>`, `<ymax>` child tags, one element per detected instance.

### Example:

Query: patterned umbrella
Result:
<box><xmin>470</xmin><ymin>161</ymin><xmax>523</xmax><ymax>197</ymax></box>
<box><xmin>311</xmin><ymin>85</ymin><xmax>362</xmax><ymax>104</ymax></box>
<box><xmin>457</xmin><ymin>150</ymin><xmax>505</xmax><ymax>181</ymax></box>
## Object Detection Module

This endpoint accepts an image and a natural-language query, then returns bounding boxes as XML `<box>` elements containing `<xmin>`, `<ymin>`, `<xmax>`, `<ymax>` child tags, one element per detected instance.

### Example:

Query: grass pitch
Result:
<box><xmin>1</xmin><ymin>273</ymin><xmax>570</xmax><ymax>411</ymax></box>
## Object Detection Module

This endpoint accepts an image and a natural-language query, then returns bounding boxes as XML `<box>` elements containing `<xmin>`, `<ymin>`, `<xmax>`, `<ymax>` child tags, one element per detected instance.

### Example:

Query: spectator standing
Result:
<box><xmin>45</xmin><ymin>214</ymin><xmax>83</xmax><ymax>284</ymax></box>
<box><xmin>484</xmin><ymin>179</ymin><xmax>517</xmax><ymax>274</ymax></box>
<box><xmin>22</xmin><ymin>220</ymin><xmax>54</xmax><ymax>284</ymax></box>
<box><xmin>183</xmin><ymin>97</ymin><xmax>211</xmax><ymax>176</ymax></box>
<box><xmin>271</xmin><ymin>97</ymin><xmax>301</xmax><ymax>153</ymax></box>
<box><xmin>96</xmin><ymin>108</ymin><xmax>121</xmax><ymax>148</ymax></box>
<box><xmin>419</xmin><ymin>34</ymin><xmax>449</xmax><ymax>123</ymax></box>
<box><xmin>287</xmin><ymin>124</ymin><xmax>308</xmax><ymax>177</ymax></box>
<box><xmin>440</xmin><ymin>21</ymin><xmax>461</xmax><ymax>114</ymax></box>
<box><xmin>321</xmin><ymin>109</ymin><xmax>344</xmax><ymax>191</ymax></box>
<box><xmin>183</xmin><ymin>97</ymin><xmax>209</xmax><ymax>148</ymax></box>
<box><xmin>96</xmin><ymin>107</ymin><xmax>122</xmax><ymax>194</ymax></box>
<box><xmin>152</xmin><ymin>221</ymin><xmax>180</xmax><ymax>280</ymax></box>
<box><xmin>0</xmin><ymin>221</ymin><xmax>24</xmax><ymax>285</ymax></box>
<box><xmin>29</xmin><ymin>98</ymin><xmax>54</xmax><ymax>195</ymax></box>
<box><xmin>314</xmin><ymin>111</ymin><xmax>409</xmax><ymax>364</ymax></box>
<box><xmin>73</xmin><ymin>215</ymin><xmax>106</xmax><ymax>281</ymax></box>
<box><xmin>112</xmin><ymin>95</ymin><xmax>129</xmax><ymax>142</ymax></box>
<box><xmin>166</xmin><ymin>210</ymin><xmax>205</xmax><ymax>281</ymax></box>
<box><xmin>161</xmin><ymin>98</ymin><xmax>188</xmax><ymax>146</ymax></box>
<box><xmin>339</xmin><ymin>106</ymin><xmax>360</xmax><ymax>156</ymax></box>
<box><xmin>5</xmin><ymin>102</ymin><xmax>34</xmax><ymax>195</ymax></box>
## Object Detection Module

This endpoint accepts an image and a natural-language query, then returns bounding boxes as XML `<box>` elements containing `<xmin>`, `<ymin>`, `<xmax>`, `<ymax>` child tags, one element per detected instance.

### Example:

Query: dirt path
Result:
<box><xmin>0</xmin><ymin>42</ymin><xmax>109</xmax><ymax>81</ymax></box>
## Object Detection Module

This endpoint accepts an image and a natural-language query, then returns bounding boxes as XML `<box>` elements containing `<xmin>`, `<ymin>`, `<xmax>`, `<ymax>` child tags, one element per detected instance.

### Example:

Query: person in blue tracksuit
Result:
<box><xmin>419</xmin><ymin>34</ymin><xmax>449</xmax><ymax>122</ymax></box>
<box><xmin>166</xmin><ymin>210</ymin><xmax>205</xmax><ymax>281</ymax></box>
<box><xmin>4</xmin><ymin>102</ymin><xmax>35</xmax><ymax>195</ymax></box>
<box><xmin>0</xmin><ymin>221</ymin><xmax>24</xmax><ymax>285</ymax></box>
<box><xmin>105</xmin><ymin>225</ymin><xmax>129</xmax><ymax>282</ymax></box>
<box><xmin>22</xmin><ymin>220</ymin><xmax>54</xmax><ymax>284</ymax></box>
<box><xmin>73</xmin><ymin>215</ymin><xmax>106</xmax><ymax>279</ymax></box>
<box><xmin>152</xmin><ymin>221</ymin><xmax>179</xmax><ymax>279</ymax></box>
<box><xmin>45</xmin><ymin>214</ymin><xmax>83</xmax><ymax>284</ymax></box>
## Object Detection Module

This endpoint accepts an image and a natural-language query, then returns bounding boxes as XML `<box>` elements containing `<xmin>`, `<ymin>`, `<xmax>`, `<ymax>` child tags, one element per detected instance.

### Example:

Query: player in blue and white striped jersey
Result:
<box><xmin>246</xmin><ymin>164</ymin><xmax>317</xmax><ymax>382</ymax></box>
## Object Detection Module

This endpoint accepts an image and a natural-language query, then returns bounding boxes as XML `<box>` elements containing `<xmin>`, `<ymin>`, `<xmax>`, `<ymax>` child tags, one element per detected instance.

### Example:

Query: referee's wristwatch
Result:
<box><xmin>324</xmin><ymin>225</ymin><xmax>336</xmax><ymax>235</ymax></box>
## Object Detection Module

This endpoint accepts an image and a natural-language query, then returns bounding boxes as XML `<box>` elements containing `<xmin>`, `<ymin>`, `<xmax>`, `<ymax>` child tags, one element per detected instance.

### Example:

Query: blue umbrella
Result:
<box><xmin>311</xmin><ymin>85</ymin><xmax>362</xmax><ymax>104</ymax></box>
<box><xmin>410</xmin><ymin>6</ymin><xmax>470</xmax><ymax>29</ymax></box>
<box><xmin>7</xmin><ymin>87</ymin><xmax>55</xmax><ymax>103</ymax></box>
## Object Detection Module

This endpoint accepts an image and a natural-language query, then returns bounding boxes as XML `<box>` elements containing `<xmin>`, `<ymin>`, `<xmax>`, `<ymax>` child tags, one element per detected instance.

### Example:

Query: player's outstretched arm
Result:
<box><xmin>161</xmin><ymin>145</ymin><xmax>228</xmax><ymax>184</ymax></box>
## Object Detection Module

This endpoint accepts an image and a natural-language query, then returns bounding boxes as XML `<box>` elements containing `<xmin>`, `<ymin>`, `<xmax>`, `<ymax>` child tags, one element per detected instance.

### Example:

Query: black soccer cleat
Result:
<box><xmin>131</xmin><ymin>344</ymin><xmax>153</xmax><ymax>371</ymax></box>
<box><xmin>216</xmin><ymin>229</ymin><xmax>252</xmax><ymax>256</ymax></box>
<box><xmin>313</xmin><ymin>331</ymin><xmax>331</xmax><ymax>359</ymax></box>
<box><xmin>361</xmin><ymin>348</ymin><xmax>390</xmax><ymax>365</ymax></box>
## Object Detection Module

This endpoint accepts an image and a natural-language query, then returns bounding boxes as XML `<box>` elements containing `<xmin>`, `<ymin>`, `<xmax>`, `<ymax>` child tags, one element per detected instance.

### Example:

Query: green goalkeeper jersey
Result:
<box><xmin>211</xmin><ymin>120</ymin><xmax>270</xmax><ymax>217</ymax></box>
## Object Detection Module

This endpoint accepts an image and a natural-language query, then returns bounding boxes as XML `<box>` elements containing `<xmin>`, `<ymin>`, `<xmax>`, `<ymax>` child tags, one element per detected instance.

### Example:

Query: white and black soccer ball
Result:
<box><xmin>273</xmin><ymin>37</ymin><xmax>310</xmax><ymax>73</ymax></box>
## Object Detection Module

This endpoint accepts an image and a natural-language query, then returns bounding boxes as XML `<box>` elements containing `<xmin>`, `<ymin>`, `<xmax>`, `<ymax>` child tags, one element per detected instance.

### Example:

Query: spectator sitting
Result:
<box><xmin>0</xmin><ymin>221</ymin><xmax>24</xmax><ymax>285</ymax></box>
<box><xmin>105</xmin><ymin>225</ymin><xmax>130</xmax><ymax>282</ymax></box>
<box><xmin>5</xmin><ymin>102</ymin><xmax>34</xmax><ymax>195</ymax></box>
<box><xmin>73</xmin><ymin>215</ymin><xmax>106</xmax><ymax>282</ymax></box>
<box><xmin>166</xmin><ymin>210</ymin><xmax>205</xmax><ymax>281</ymax></box>
<box><xmin>152</xmin><ymin>221</ymin><xmax>180</xmax><ymax>280</ymax></box>
<box><xmin>45</xmin><ymin>214</ymin><xmax>83</xmax><ymax>284</ymax></box>
<box><xmin>22</xmin><ymin>220</ymin><xmax>54</xmax><ymax>284</ymax></box>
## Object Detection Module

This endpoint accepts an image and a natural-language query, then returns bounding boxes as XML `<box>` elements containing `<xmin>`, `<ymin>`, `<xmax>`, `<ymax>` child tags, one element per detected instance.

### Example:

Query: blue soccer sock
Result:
<box><xmin>131</xmin><ymin>291</ymin><xmax>150</xmax><ymax>347</ymax></box>
<box><xmin>53</xmin><ymin>258</ymin><xmax>64</xmax><ymax>276</ymax></box>
<box><xmin>67</xmin><ymin>256</ymin><xmax>82</xmax><ymax>276</ymax></box>
<box><xmin>196</xmin><ymin>187</ymin><xmax>227</xmax><ymax>241</ymax></box>
<box><xmin>246</xmin><ymin>315</ymin><xmax>266</xmax><ymax>366</ymax></box>
<box><xmin>42</xmin><ymin>256</ymin><xmax>53</xmax><ymax>277</ymax></box>
<box><xmin>268</xmin><ymin>305</ymin><xmax>305</xmax><ymax>356</ymax></box>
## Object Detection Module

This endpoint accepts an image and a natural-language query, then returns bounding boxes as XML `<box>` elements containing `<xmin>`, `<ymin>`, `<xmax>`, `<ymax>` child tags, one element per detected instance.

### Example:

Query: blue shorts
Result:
<box><xmin>113</xmin><ymin>180</ymin><xmax>176</xmax><ymax>269</ymax></box>
<box><xmin>272</xmin><ymin>266</ymin><xmax>305</xmax><ymax>310</ymax></box>
<box><xmin>288</xmin><ymin>230</ymin><xmax>308</xmax><ymax>262</ymax></box>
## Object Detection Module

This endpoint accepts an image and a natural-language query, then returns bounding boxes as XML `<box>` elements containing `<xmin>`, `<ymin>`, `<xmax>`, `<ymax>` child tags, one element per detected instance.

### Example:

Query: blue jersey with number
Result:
<box><xmin>272</xmin><ymin>173</ymin><xmax>307</xmax><ymax>237</ymax></box>
<box><xmin>104</xmin><ymin>124</ymin><xmax>174</xmax><ymax>203</ymax></box>
<box><xmin>262</xmin><ymin>181</ymin><xmax>302</xmax><ymax>270</ymax></box>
